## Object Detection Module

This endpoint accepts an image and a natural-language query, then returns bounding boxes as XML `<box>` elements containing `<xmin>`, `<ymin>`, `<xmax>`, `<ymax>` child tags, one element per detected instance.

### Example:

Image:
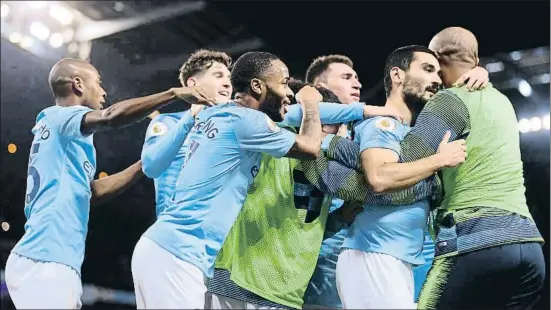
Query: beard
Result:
<box><xmin>259</xmin><ymin>87</ymin><xmax>285</xmax><ymax>122</ymax></box>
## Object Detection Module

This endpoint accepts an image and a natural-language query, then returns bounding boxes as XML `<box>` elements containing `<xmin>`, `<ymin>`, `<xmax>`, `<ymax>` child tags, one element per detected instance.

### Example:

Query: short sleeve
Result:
<box><xmin>233</xmin><ymin>109</ymin><xmax>296</xmax><ymax>158</ymax></box>
<box><xmin>354</xmin><ymin>117</ymin><xmax>402</xmax><ymax>155</ymax></box>
<box><xmin>49</xmin><ymin>105</ymin><xmax>93</xmax><ymax>139</ymax></box>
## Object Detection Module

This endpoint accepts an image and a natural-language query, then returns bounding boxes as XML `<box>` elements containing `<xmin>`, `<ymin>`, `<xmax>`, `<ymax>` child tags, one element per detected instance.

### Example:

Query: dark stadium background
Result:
<box><xmin>1</xmin><ymin>1</ymin><xmax>549</xmax><ymax>308</ymax></box>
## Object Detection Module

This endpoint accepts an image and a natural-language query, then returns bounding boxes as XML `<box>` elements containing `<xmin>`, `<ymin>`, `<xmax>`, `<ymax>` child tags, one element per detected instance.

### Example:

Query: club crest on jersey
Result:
<box><xmin>375</xmin><ymin>117</ymin><xmax>395</xmax><ymax>131</ymax></box>
<box><xmin>265</xmin><ymin>115</ymin><xmax>280</xmax><ymax>132</ymax></box>
<box><xmin>150</xmin><ymin>122</ymin><xmax>168</xmax><ymax>137</ymax></box>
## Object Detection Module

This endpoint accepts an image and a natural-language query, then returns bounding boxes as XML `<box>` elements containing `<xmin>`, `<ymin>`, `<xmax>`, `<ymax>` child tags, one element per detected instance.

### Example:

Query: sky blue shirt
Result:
<box><xmin>413</xmin><ymin>230</ymin><xmax>435</xmax><ymax>300</ymax></box>
<box><xmin>12</xmin><ymin>105</ymin><xmax>96</xmax><ymax>275</ymax></box>
<box><xmin>143</xmin><ymin>103</ymin><xmax>297</xmax><ymax>278</ymax></box>
<box><xmin>343</xmin><ymin>117</ymin><xmax>430</xmax><ymax>266</ymax></box>
<box><xmin>141</xmin><ymin>111</ymin><xmax>194</xmax><ymax>217</ymax></box>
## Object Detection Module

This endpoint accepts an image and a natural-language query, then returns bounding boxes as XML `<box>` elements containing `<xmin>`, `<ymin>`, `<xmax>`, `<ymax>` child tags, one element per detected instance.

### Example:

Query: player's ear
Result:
<box><xmin>187</xmin><ymin>77</ymin><xmax>197</xmax><ymax>87</ymax></box>
<box><xmin>73</xmin><ymin>77</ymin><xmax>84</xmax><ymax>96</ymax></box>
<box><xmin>390</xmin><ymin>67</ymin><xmax>404</xmax><ymax>87</ymax></box>
<box><xmin>250</xmin><ymin>78</ymin><xmax>264</xmax><ymax>96</ymax></box>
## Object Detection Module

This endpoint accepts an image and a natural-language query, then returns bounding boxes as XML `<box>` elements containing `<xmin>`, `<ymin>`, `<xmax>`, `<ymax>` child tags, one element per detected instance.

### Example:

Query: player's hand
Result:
<box><xmin>296</xmin><ymin>85</ymin><xmax>323</xmax><ymax>105</ymax></box>
<box><xmin>173</xmin><ymin>86</ymin><xmax>216</xmax><ymax>106</ymax></box>
<box><xmin>454</xmin><ymin>66</ymin><xmax>489</xmax><ymax>91</ymax></box>
<box><xmin>339</xmin><ymin>201</ymin><xmax>364</xmax><ymax>223</ymax></box>
<box><xmin>189</xmin><ymin>104</ymin><xmax>204</xmax><ymax>117</ymax></box>
<box><xmin>436</xmin><ymin>131</ymin><xmax>467</xmax><ymax>168</ymax></box>
<box><xmin>364</xmin><ymin>105</ymin><xmax>405</xmax><ymax>124</ymax></box>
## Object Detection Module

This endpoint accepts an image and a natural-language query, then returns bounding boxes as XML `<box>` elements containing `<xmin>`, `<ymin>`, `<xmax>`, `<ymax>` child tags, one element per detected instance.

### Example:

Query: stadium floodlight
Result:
<box><xmin>543</xmin><ymin>114</ymin><xmax>550</xmax><ymax>130</ymax></box>
<box><xmin>9</xmin><ymin>33</ymin><xmax>21</xmax><ymax>43</ymax></box>
<box><xmin>30</xmin><ymin>21</ymin><xmax>50</xmax><ymax>41</ymax></box>
<box><xmin>49</xmin><ymin>33</ymin><xmax>64</xmax><ymax>48</ymax></box>
<box><xmin>20</xmin><ymin>36</ymin><xmax>33</xmax><ymax>48</ymax></box>
<box><xmin>50</xmin><ymin>5</ymin><xmax>74</xmax><ymax>25</ymax></box>
<box><xmin>529</xmin><ymin>117</ymin><xmax>542</xmax><ymax>132</ymax></box>
<box><xmin>62</xmin><ymin>28</ymin><xmax>74</xmax><ymax>43</ymax></box>
<box><xmin>518</xmin><ymin>118</ymin><xmax>530</xmax><ymax>133</ymax></box>
<box><xmin>517</xmin><ymin>79</ymin><xmax>533</xmax><ymax>97</ymax></box>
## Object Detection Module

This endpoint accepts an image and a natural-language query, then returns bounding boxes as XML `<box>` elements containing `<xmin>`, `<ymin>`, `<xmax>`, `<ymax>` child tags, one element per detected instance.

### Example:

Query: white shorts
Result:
<box><xmin>131</xmin><ymin>237</ymin><xmax>207</xmax><ymax>309</ymax></box>
<box><xmin>5</xmin><ymin>253</ymin><xmax>83</xmax><ymax>309</ymax></box>
<box><xmin>336</xmin><ymin>249</ymin><xmax>415</xmax><ymax>309</ymax></box>
<box><xmin>207</xmin><ymin>293</ymin><xmax>284</xmax><ymax>309</ymax></box>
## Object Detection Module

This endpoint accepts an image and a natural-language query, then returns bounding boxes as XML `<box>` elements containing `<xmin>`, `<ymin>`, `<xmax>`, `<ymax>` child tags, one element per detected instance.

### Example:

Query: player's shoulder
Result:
<box><xmin>355</xmin><ymin>116</ymin><xmax>402</xmax><ymax>132</ymax></box>
<box><xmin>151</xmin><ymin>112</ymin><xmax>182</xmax><ymax>125</ymax></box>
<box><xmin>36</xmin><ymin>105</ymin><xmax>90</xmax><ymax>124</ymax></box>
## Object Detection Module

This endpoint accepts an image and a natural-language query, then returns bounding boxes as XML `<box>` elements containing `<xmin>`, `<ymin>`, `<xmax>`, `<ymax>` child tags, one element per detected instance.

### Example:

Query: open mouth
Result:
<box><xmin>351</xmin><ymin>93</ymin><xmax>360</xmax><ymax>101</ymax></box>
<box><xmin>218</xmin><ymin>90</ymin><xmax>230</xmax><ymax>97</ymax></box>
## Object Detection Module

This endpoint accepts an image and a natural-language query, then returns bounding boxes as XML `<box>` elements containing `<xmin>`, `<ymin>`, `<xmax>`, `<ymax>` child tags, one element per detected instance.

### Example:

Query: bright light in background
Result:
<box><xmin>49</xmin><ymin>32</ymin><xmax>64</xmax><ymax>48</ymax></box>
<box><xmin>518</xmin><ymin>119</ymin><xmax>530</xmax><ymax>133</ymax></box>
<box><xmin>7</xmin><ymin>143</ymin><xmax>17</xmax><ymax>154</ymax></box>
<box><xmin>529</xmin><ymin>117</ymin><xmax>542</xmax><ymax>132</ymax></box>
<box><xmin>28</xmin><ymin>1</ymin><xmax>47</xmax><ymax>9</ymax></box>
<box><xmin>67</xmin><ymin>42</ymin><xmax>78</xmax><ymax>54</ymax></box>
<box><xmin>510</xmin><ymin>51</ymin><xmax>522</xmax><ymax>61</ymax></box>
<box><xmin>62</xmin><ymin>28</ymin><xmax>74</xmax><ymax>43</ymax></box>
<box><xmin>543</xmin><ymin>114</ymin><xmax>550</xmax><ymax>130</ymax></box>
<box><xmin>20</xmin><ymin>36</ymin><xmax>33</xmax><ymax>48</ymax></box>
<box><xmin>9</xmin><ymin>32</ymin><xmax>21</xmax><ymax>43</ymax></box>
<box><xmin>517</xmin><ymin>79</ymin><xmax>532</xmax><ymax>97</ymax></box>
<box><xmin>485</xmin><ymin>61</ymin><xmax>504</xmax><ymax>73</ymax></box>
<box><xmin>1</xmin><ymin>3</ymin><xmax>9</xmax><ymax>18</ymax></box>
<box><xmin>50</xmin><ymin>5</ymin><xmax>74</xmax><ymax>25</ymax></box>
<box><xmin>1</xmin><ymin>222</ymin><xmax>10</xmax><ymax>232</ymax></box>
<box><xmin>30</xmin><ymin>21</ymin><xmax>50</xmax><ymax>41</ymax></box>
<box><xmin>114</xmin><ymin>2</ymin><xmax>125</xmax><ymax>12</ymax></box>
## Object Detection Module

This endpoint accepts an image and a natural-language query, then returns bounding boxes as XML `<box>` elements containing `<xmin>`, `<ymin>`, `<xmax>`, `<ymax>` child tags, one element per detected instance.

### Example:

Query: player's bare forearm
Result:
<box><xmin>82</xmin><ymin>89</ymin><xmax>176</xmax><ymax>134</ymax></box>
<box><xmin>362</xmin><ymin>150</ymin><xmax>443</xmax><ymax>194</ymax></box>
<box><xmin>286</xmin><ymin>102</ymin><xmax>322</xmax><ymax>159</ymax></box>
<box><xmin>90</xmin><ymin>161</ymin><xmax>144</xmax><ymax>206</ymax></box>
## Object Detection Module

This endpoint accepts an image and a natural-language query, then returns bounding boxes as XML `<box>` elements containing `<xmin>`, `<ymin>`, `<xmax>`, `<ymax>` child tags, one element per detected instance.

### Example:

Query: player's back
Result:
<box><xmin>12</xmin><ymin>105</ymin><xmax>96</xmax><ymax>274</ymax></box>
<box><xmin>144</xmin><ymin>102</ymin><xmax>296</xmax><ymax>278</ymax></box>
<box><xmin>442</xmin><ymin>85</ymin><xmax>529</xmax><ymax>217</ymax></box>
<box><xmin>145</xmin><ymin>112</ymin><xmax>187</xmax><ymax>217</ymax></box>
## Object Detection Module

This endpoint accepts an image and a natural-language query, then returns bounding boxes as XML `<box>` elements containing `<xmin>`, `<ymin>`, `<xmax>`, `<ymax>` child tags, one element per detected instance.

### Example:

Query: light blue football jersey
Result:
<box><xmin>343</xmin><ymin>117</ymin><xmax>430</xmax><ymax>266</ymax></box>
<box><xmin>143</xmin><ymin>102</ymin><xmax>297</xmax><ymax>277</ymax></box>
<box><xmin>12</xmin><ymin>105</ymin><xmax>96</xmax><ymax>275</ymax></box>
<box><xmin>141</xmin><ymin>111</ymin><xmax>194</xmax><ymax>217</ymax></box>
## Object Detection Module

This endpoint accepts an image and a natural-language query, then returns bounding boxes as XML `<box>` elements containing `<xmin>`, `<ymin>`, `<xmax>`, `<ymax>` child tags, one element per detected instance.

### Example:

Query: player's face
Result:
<box><xmin>81</xmin><ymin>67</ymin><xmax>106</xmax><ymax>110</ymax></box>
<box><xmin>320</xmin><ymin>63</ymin><xmax>362</xmax><ymax>104</ymax></box>
<box><xmin>402</xmin><ymin>52</ymin><xmax>442</xmax><ymax>104</ymax></box>
<box><xmin>188</xmin><ymin>61</ymin><xmax>232</xmax><ymax>104</ymax></box>
<box><xmin>259</xmin><ymin>60</ymin><xmax>293</xmax><ymax>122</ymax></box>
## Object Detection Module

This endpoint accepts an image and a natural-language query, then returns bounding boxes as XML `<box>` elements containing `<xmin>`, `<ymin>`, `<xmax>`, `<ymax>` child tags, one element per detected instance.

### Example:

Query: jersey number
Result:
<box><xmin>26</xmin><ymin>143</ymin><xmax>41</xmax><ymax>204</ymax></box>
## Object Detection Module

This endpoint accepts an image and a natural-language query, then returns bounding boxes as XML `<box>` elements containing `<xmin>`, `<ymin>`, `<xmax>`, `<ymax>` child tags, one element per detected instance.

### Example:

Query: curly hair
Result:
<box><xmin>179</xmin><ymin>49</ymin><xmax>232</xmax><ymax>86</ymax></box>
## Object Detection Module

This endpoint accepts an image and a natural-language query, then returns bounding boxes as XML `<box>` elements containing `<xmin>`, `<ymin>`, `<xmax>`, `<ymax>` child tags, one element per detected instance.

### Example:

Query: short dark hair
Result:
<box><xmin>383</xmin><ymin>45</ymin><xmax>437</xmax><ymax>97</ymax></box>
<box><xmin>230</xmin><ymin>51</ymin><xmax>280</xmax><ymax>93</ymax></box>
<box><xmin>305</xmin><ymin>54</ymin><xmax>353</xmax><ymax>84</ymax></box>
<box><xmin>179</xmin><ymin>49</ymin><xmax>232</xmax><ymax>86</ymax></box>
<box><xmin>287</xmin><ymin>77</ymin><xmax>341</xmax><ymax>105</ymax></box>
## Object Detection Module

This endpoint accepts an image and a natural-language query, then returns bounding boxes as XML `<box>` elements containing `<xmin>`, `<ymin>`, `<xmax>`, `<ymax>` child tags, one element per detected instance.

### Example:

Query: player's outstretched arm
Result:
<box><xmin>280</xmin><ymin>102</ymin><xmax>404</xmax><ymax>128</ymax></box>
<box><xmin>90</xmin><ymin>160</ymin><xmax>144</xmax><ymax>206</ymax></box>
<box><xmin>81</xmin><ymin>87</ymin><xmax>214</xmax><ymax>135</ymax></box>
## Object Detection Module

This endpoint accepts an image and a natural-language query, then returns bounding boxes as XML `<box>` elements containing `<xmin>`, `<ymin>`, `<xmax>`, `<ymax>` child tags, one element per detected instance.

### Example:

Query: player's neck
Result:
<box><xmin>55</xmin><ymin>95</ymin><xmax>81</xmax><ymax>107</ymax></box>
<box><xmin>385</xmin><ymin>93</ymin><xmax>413</xmax><ymax>126</ymax></box>
<box><xmin>445</xmin><ymin>64</ymin><xmax>474</xmax><ymax>88</ymax></box>
<box><xmin>237</xmin><ymin>93</ymin><xmax>260</xmax><ymax>110</ymax></box>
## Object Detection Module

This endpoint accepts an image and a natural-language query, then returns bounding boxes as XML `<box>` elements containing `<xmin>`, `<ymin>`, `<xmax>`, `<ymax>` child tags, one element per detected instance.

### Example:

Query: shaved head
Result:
<box><xmin>48</xmin><ymin>58</ymin><xmax>97</xmax><ymax>98</ymax></box>
<box><xmin>48</xmin><ymin>58</ymin><xmax>105</xmax><ymax>109</ymax></box>
<box><xmin>429</xmin><ymin>27</ymin><xmax>479</xmax><ymax>67</ymax></box>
